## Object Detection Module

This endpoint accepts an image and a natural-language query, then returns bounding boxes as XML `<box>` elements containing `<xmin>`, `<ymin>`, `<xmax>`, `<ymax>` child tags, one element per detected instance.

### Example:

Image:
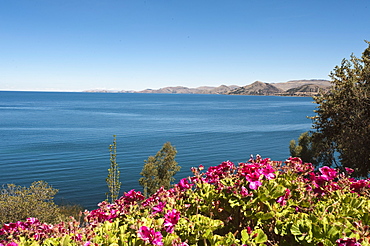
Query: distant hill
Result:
<box><xmin>138</xmin><ymin>85</ymin><xmax>239</xmax><ymax>94</ymax></box>
<box><xmin>84</xmin><ymin>79</ymin><xmax>331</xmax><ymax>96</ymax></box>
<box><xmin>284</xmin><ymin>83</ymin><xmax>331</xmax><ymax>96</ymax></box>
<box><xmin>227</xmin><ymin>81</ymin><xmax>284</xmax><ymax>95</ymax></box>
<box><xmin>272</xmin><ymin>79</ymin><xmax>331</xmax><ymax>91</ymax></box>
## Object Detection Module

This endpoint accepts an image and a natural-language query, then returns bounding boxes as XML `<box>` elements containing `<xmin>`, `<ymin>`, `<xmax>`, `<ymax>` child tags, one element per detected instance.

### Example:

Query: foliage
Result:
<box><xmin>57</xmin><ymin>200</ymin><xmax>85</xmax><ymax>222</ymax></box>
<box><xmin>0</xmin><ymin>181</ymin><xmax>61</xmax><ymax>224</ymax></box>
<box><xmin>310</xmin><ymin>40</ymin><xmax>370</xmax><ymax>176</ymax></box>
<box><xmin>139</xmin><ymin>142</ymin><xmax>180</xmax><ymax>197</ymax></box>
<box><xmin>2</xmin><ymin>156</ymin><xmax>370</xmax><ymax>245</ymax></box>
<box><xmin>106</xmin><ymin>135</ymin><xmax>121</xmax><ymax>203</ymax></box>
<box><xmin>289</xmin><ymin>131</ymin><xmax>317</xmax><ymax>164</ymax></box>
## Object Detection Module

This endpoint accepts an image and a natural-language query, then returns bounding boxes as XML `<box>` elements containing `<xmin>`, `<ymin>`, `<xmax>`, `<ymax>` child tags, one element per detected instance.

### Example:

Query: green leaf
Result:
<box><xmin>254</xmin><ymin>229</ymin><xmax>268</xmax><ymax>243</ymax></box>
<box><xmin>255</xmin><ymin>211</ymin><xmax>273</xmax><ymax>221</ymax></box>
<box><xmin>241</xmin><ymin>229</ymin><xmax>250</xmax><ymax>242</ymax></box>
<box><xmin>229</xmin><ymin>197</ymin><xmax>242</xmax><ymax>207</ymax></box>
<box><xmin>290</xmin><ymin>219</ymin><xmax>313</xmax><ymax>242</ymax></box>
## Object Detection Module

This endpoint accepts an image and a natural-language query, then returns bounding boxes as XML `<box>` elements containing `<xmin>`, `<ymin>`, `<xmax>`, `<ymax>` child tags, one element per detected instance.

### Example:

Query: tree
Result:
<box><xmin>0</xmin><ymin>181</ymin><xmax>61</xmax><ymax>224</ymax></box>
<box><xmin>139</xmin><ymin>142</ymin><xmax>180</xmax><ymax>197</ymax></box>
<box><xmin>310</xmin><ymin>40</ymin><xmax>370</xmax><ymax>176</ymax></box>
<box><xmin>106</xmin><ymin>135</ymin><xmax>121</xmax><ymax>203</ymax></box>
<box><xmin>289</xmin><ymin>131</ymin><xmax>317</xmax><ymax>164</ymax></box>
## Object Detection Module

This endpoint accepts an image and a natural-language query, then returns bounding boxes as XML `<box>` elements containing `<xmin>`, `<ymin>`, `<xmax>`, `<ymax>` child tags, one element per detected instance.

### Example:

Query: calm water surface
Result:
<box><xmin>0</xmin><ymin>91</ymin><xmax>316</xmax><ymax>209</ymax></box>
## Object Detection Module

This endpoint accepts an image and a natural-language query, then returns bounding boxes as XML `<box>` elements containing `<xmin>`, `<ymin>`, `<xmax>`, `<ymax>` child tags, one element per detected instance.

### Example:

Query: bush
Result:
<box><xmin>1</xmin><ymin>156</ymin><xmax>370</xmax><ymax>245</ymax></box>
<box><xmin>0</xmin><ymin>181</ymin><xmax>84</xmax><ymax>226</ymax></box>
<box><xmin>0</xmin><ymin>181</ymin><xmax>62</xmax><ymax>224</ymax></box>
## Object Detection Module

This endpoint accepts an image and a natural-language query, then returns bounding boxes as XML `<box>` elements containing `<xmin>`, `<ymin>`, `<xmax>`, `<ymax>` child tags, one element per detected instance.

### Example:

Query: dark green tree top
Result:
<box><xmin>289</xmin><ymin>131</ymin><xmax>318</xmax><ymax>165</ymax></box>
<box><xmin>139</xmin><ymin>142</ymin><xmax>180</xmax><ymax>197</ymax></box>
<box><xmin>311</xmin><ymin>40</ymin><xmax>370</xmax><ymax>176</ymax></box>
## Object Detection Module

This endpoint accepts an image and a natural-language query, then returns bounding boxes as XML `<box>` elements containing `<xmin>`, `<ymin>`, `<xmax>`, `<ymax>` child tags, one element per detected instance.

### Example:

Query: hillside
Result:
<box><xmin>84</xmin><ymin>79</ymin><xmax>331</xmax><ymax>96</ymax></box>
<box><xmin>138</xmin><ymin>85</ymin><xmax>239</xmax><ymax>94</ymax></box>
<box><xmin>137</xmin><ymin>79</ymin><xmax>331</xmax><ymax>96</ymax></box>
<box><xmin>272</xmin><ymin>79</ymin><xmax>331</xmax><ymax>91</ymax></box>
<box><xmin>227</xmin><ymin>81</ymin><xmax>284</xmax><ymax>95</ymax></box>
<box><xmin>284</xmin><ymin>83</ymin><xmax>331</xmax><ymax>96</ymax></box>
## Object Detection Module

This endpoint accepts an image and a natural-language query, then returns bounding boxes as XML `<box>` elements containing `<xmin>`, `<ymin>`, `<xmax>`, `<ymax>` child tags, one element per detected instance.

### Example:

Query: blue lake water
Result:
<box><xmin>0</xmin><ymin>91</ymin><xmax>317</xmax><ymax>210</ymax></box>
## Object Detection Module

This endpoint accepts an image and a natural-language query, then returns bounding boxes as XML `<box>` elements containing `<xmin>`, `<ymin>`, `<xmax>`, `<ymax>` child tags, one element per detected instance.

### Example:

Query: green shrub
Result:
<box><xmin>0</xmin><ymin>181</ymin><xmax>61</xmax><ymax>224</ymax></box>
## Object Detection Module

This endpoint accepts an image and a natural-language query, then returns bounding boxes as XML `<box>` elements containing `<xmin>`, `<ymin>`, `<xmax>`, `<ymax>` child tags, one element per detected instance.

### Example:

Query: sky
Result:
<box><xmin>0</xmin><ymin>0</ymin><xmax>369</xmax><ymax>92</ymax></box>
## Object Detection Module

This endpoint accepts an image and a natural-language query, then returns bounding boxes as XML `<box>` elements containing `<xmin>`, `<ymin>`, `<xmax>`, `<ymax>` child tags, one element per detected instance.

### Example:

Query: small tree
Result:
<box><xmin>289</xmin><ymin>131</ymin><xmax>317</xmax><ymax>164</ymax></box>
<box><xmin>0</xmin><ymin>181</ymin><xmax>61</xmax><ymax>224</ymax></box>
<box><xmin>311</xmin><ymin>40</ymin><xmax>370</xmax><ymax>176</ymax></box>
<box><xmin>139</xmin><ymin>142</ymin><xmax>180</xmax><ymax>197</ymax></box>
<box><xmin>106</xmin><ymin>135</ymin><xmax>121</xmax><ymax>203</ymax></box>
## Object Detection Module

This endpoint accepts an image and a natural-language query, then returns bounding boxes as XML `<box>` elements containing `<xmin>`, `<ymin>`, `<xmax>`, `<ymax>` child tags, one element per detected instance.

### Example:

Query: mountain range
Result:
<box><xmin>85</xmin><ymin>79</ymin><xmax>331</xmax><ymax>96</ymax></box>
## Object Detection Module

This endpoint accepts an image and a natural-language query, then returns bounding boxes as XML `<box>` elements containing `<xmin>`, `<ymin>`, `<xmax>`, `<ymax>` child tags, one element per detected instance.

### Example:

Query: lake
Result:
<box><xmin>0</xmin><ymin>91</ymin><xmax>316</xmax><ymax>210</ymax></box>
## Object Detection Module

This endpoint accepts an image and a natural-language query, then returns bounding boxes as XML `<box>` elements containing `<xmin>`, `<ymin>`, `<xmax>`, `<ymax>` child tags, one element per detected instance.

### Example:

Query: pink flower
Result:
<box><xmin>240</xmin><ymin>163</ymin><xmax>260</xmax><ymax>176</ymax></box>
<box><xmin>309</xmin><ymin>166</ymin><xmax>338</xmax><ymax>189</ymax></box>
<box><xmin>262</xmin><ymin>165</ymin><xmax>276</xmax><ymax>180</ymax></box>
<box><xmin>152</xmin><ymin>202</ymin><xmax>166</xmax><ymax>215</ymax></box>
<box><xmin>277</xmin><ymin>189</ymin><xmax>291</xmax><ymax>206</ymax></box>
<box><xmin>26</xmin><ymin>217</ymin><xmax>39</xmax><ymax>225</ymax></box>
<box><xmin>319</xmin><ymin>166</ymin><xmax>337</xmax><ymax>181</ymax></box>
<box><xmin>336</xmin><ymin>237</ymin><xmax>361</xmax><ymax>246</ymax></box>
<box><xmin>83</xmin><ymin>241</ymin><xmax>98</xmax><ymax>246</ymax></box>
<box><xmin>123</xmin><ymin>189</ymin><xmax>145</xmax><ymax>205</ymax></box>
<box><xmin>138</xmin><ymin>226</ymin><xmax>163</xmax><ymax>246</ymax></box>
<box><xmin>345</xmin><ymin>167</ymin><xmax>354</xmax><ymax>174</ymax></box>
<box><xmin>164</xmin><ymin>209</ymin><xmax>180</xmax><ymax>233</ymax></box>
<box><xmin>245</xmin><ymin>172</ymin><xmax>262</xmax><ymax>190</ymax></box>
<box><xmin>205</xmin><ymin>161</ymin><xmax>235</xmax><ymax>184</ymax></box>
<box><xmin>240</xmin><ymin>186</ymin><xmax>249</xmax><ymax>197</ymax></box>
<box><xmin>177</xmin><ymin>178</ymin><xmax>193</xmax><ymax>191</ymax></box>
<box><xmin>171</xmin><ymin>239</ymin><xmax>189</xmax><ymax>246</ymax></box>
<box><xmin>350</xmin><ymin>179</ymin><xmax>370</xmax><ymax>192</ymax></box>
<box><xmin>286</xmin><ymin>157</ymin><xmax>303</xmax><ymax>164</ymax></box>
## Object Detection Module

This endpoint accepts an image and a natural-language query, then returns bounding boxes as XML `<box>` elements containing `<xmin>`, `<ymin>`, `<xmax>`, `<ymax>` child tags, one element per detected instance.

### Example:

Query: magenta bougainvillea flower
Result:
<box><xmin>240</xmin><ymin>186</ymin><xmax>249</xmax><ymax>197</ymax></box>
<box><xmin>319</xmin><ymin>166</ymin><xmax>337</xmax><ymax>181</ymax></box>
<box><xmin>205</xmin><ymin>160</ymin><xmax>235</xmax><ymax>184</ymax></box>
<box><xmin>137</xmin><ymin>226</ymin><xmax>163</xmax><ymax>246</ymax></box>
<box><xmin>122</xmin><ymin>189</ymin><xmax>145</xmax><ymax>205</ymax></box>
<box><xmin>336</xmin><ymin>237</ymin><xmax>362</xmax><ymax>246</ymax></box>
<box><xmin>164</xmin><ymin>209</ymin><xmax>180</xmax><ymax>233</ymax></box>
<box><xmin>350</xmin><ymin>179</ymin><xmax>370</xmax><ymax>192</ymax></box>
<box><xmin>345</xmin><ymin>167</ymin><xmax>354</xmax><ymax>174</ymax></box>
<box><xmin>277</xmin><ymin>188</ymin><xmax>291</xmax><ymax>206</ymax></box>
<box><xmin>245</xmin><ymin>171</ymin><xmax>263</xmax><ymax>190</ymax></box>
<box><xmin>0</xmin><ymin>242</ymin><xmax>18</xmax><ymax>246</ymax></box>
<box><xmin>261</xmin><ymin>164</ymin><xmax>276</xmax><ymax>180</ymax></box>
<box><xmin>152</xmin><ymin>201</ymin><xmax>166</xmax><ymax>215</ymax></box>
<box><xmin>177</xmin><ymin>178</ymin><xmax>193</xmax><ymax>191</ymax></box>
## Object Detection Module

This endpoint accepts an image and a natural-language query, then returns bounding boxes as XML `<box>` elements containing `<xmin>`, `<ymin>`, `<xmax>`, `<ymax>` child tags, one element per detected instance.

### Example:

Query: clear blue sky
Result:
<box><xmin>1</xmin><ymin>0</ymin><xmax>369</xmax><ymax>91</ymax></box>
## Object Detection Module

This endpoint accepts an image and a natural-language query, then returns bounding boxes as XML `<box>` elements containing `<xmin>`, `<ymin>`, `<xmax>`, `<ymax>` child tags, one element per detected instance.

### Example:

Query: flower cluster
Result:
<box><xmin>86</xmin><ymin>189</ymin><xmax>145</xmax><ymax>223</ymax></box>
<box><xmin>336</xmin><ymin>237</ymin><xmax>362</xmax><ymax>246</ymax></box>
<box><xmin>137</xmin><ymin>226</ymin><xmax>163</xmax><ymax>246</ymax></box>
<box><xmin>239</xmin><ymin>161</ymin><xmax>276</xmax><ymax>190</ymax></box>
<box><xmin>164</xmin><ymin>209</ymin><xmax>180</xmax><ymax>233</ymax></box>
<box><xmin>1</xmin><ymin>156</ymin><xmax>370</xmax><ymax>245</ymax></box>
<box><xmin>204</xmin><ymin>160</ymin><xmax>236</xmax><ymax>185</ymax></box>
